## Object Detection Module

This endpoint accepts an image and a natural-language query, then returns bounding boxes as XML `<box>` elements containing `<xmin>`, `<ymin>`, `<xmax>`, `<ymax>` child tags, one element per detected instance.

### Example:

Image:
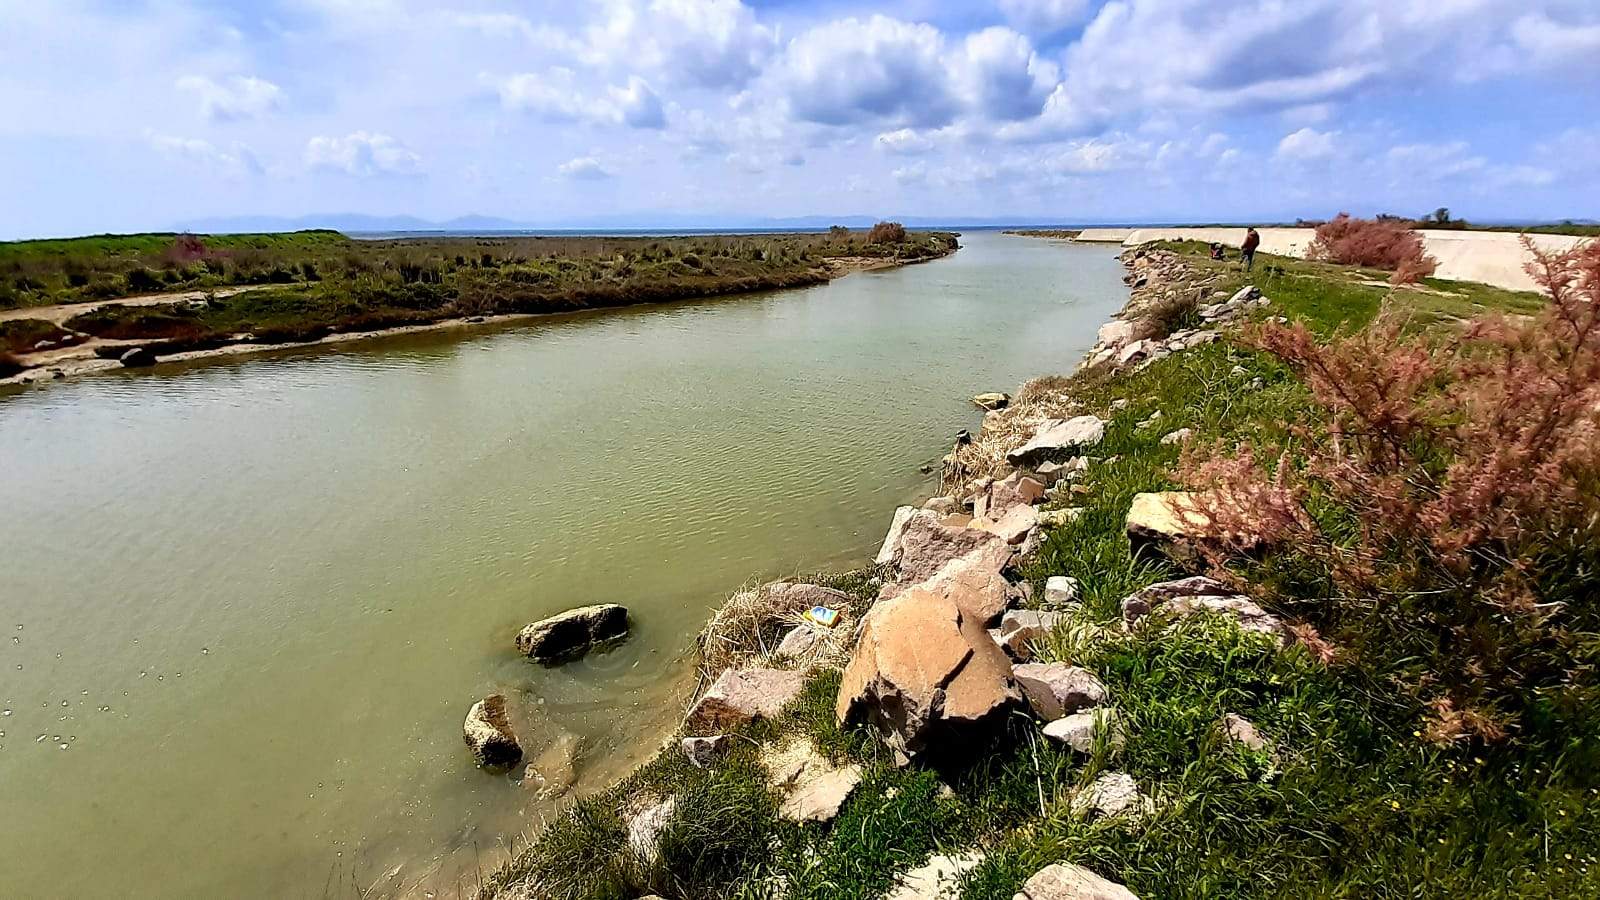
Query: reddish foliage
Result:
<box><xmin>866</xmin><ymin>221</ymin><xmax>907</xmax><ymax>244</ymax></box>
<box><xmin>1309</xmin><ymin>213</ymin><xmax>1438</xmax><ymax>284</ymax></box>
<box><xmin>163</xmin><ymin>233</ymin><xmax>211</xmax><ymax>265</ymax></box>
<box><xmin>1182</xmin><ymin>238</ymin><xmax>1600</xmax><ymax>742</ymax></box>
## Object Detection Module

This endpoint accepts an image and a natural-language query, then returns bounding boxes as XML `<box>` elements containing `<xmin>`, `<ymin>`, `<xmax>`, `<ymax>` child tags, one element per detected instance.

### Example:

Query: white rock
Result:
<box><xmin>627</xmin><ymin>795</ymin><xmax>675</xmax><ymax>866</ymax></box>
<box><xmin>887</xmin><ymin>851</ymin><xmax>986</xmax><ymax>900</ymax></box>
<box><xmin>1070</xmin><ymin>771</ymin><xmax>1152</xmax><ymax>821</ymax></box>
<box><xmin>1042</xmin><ymin>576</ymin><xmax>1080</xmax><ymax>608</ymax></box>
<box><xmin>1014</xmin><ymin>862</ymin><xmax>1140</xmax><ymax>900</ymax></box>
<box><xmin>1042</xmin><ymin>708</ymin><xmax>1125</xmax><ymax>755</ymax></box>
<box><xmin>1013</xmin><ymin>663</ymin><xmax>1107</xmax><ymax>721</ymax></box>
<box><xmin>1159</xmin><ymin>428</ymin><xmax>1194</xmax><ymax>445</ymax></box>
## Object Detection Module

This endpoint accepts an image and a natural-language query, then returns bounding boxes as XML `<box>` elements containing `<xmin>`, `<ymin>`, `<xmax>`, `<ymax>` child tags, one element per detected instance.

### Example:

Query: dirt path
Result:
<box><xmin>0</xmin><ymin>285</ymin><xmax>267</xmax><ymax>325</ymax></box>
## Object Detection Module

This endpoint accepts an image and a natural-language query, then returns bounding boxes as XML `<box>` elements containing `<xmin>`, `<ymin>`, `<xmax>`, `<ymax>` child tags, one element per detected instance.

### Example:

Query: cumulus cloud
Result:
<box><xmin>772</xmin><ymin>16</ymin><xmax>957</xmax><ymax>128</ymax></box>
<box><xmin>1276</xmin><ymin>127</ymin><xmax>1337</xmax><ymax>161</ymax></box>
<box><xmin>496</xmin><ymin>70</ymin><xmax>667</xmax><ymax>129</ymax></box>
<box><xmin>558</xmin><ymin>156</ymin><xmax>613</xmax><ymax>179</ymax></box>
<box><xmin>304</xmin><ymin>131</ymin><xmax>421</xmax><ymax>176</ymax></box>
<box><xmin>175</xmin><ymin>75</ymin><xmax>284</xmax><ymax>122</ymax></box>
<box><xmin>953</xmin><ymin>27</ymin><xmax>1057</xmax><ymax>121</ymax></box>
<box><xmin>996</xmin><ymin>0</ymin><xmax>1093</xmax><ymax>37</ymax></box>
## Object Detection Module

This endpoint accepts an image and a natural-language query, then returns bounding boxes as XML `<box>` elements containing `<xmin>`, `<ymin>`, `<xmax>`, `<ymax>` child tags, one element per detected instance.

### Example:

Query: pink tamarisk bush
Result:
<box><xmin>1182</xmin><ymin>238</ymin><xmax>1600</xmax><ymax>743</ymax></box>
<box><xmin>1308</xmin><ymin>213</ymin><xmax>1438</xmax><ymax>284</ymax></box>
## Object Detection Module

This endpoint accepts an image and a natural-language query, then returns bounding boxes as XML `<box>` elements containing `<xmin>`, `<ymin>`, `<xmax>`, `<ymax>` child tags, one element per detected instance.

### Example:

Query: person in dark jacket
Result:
<box><xmin>1241</xmin><ymin>227</ymin><xmax>1260</xmax><ymax>271</ymax></box>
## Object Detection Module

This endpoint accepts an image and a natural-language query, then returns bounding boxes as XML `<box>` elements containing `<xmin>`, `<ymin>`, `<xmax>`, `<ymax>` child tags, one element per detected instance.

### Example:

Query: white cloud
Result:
<box><xmin>876</xmin><ymin>128</ymin><xmax>934</xmax><ymax>155</ymax></box>
<box><xmin>175</xmin><ymin>75</ymin><xmax>284</xmax><ymax>122</ymax></box>
<box><xmin>769</xmin><ymin>16</ymin><xmax>957</xmax><ymax>128</ymax></box>
<box><xmin>304</xmin><ymin>131</ymin><xmax>421</xmax><ymax>176</ymax></box>
<box><xmin>1386</xmin><ymin>142</ymin><xmax>1487</xmax><ymax>180</ymax></box>
<box><xmin>953</xmin><ymin>27</ymin><xmax>1057</xmax><ymax>121</ymax></box>
<box><xmin>496</xmin><ymin>70</ymin><xmax>666</xmax><ymax>129</ymax></box>
<box><xmin>558</xmin><ymin>156</ymin><xmax>613</xmax><ymax>179</ymax></box>
<box><xmin>996</xmin><ymin>0</ymin><xmax>1093</xmax><ymax>37</ymax></box>
<box><xmin>609</xmin><ymin>76</ymin><xmax>667</xmax><ymax>129</ymax></box>
<box><xmin>146</xmin><ymin>131</ymin><xmax>262</xmax><ymax>177</ymax></box>
<box><xmin>1276</xmin><ymin>127</ymin><xmax>1338</xmax><ymax>161</ymax></box>
<box><xmin>1511</xmin><ymin>12</ymin><xmax>1600</xmax><ymax>64</ymax></box>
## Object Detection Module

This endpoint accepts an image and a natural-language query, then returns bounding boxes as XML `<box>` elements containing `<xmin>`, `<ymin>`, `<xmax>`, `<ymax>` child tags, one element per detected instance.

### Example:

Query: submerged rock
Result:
<box><xmin>1015</xmin><ymin>863</ymin><xmax>1140</xmax><ymax>900</ymax></box>
<box><xmin>516</xmin><ymin>603</ymin><xmax>629</xmax><ymax>663</ymax></box>
<box><xmin>972</xmin><ymin>392</ymin><xmax>1010</xmax><ymax>411</ymax></box>
<box><xmin>523</xmin><ymin>731</ymin><xmax>581</xmax><ymax>798</ymax></box>
<box><xmin>463</xmin><ymin>694</ymin><xmax>522</xmax><ymax>769</ymax></box>
<box><xmin>684</xmin><ymin>666</ymin><xmax>807</xmax><ymax>734</ymax></box>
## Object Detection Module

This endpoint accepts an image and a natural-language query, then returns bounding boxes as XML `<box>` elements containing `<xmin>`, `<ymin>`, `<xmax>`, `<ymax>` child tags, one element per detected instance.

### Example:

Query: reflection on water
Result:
<box><xmin>0</xmin><ymin>233</ymin><xmax>1126</xmax><ymax>898</ymax></box>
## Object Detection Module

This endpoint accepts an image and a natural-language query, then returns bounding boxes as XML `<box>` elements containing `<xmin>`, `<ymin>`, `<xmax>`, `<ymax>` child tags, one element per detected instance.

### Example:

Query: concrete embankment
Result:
<box><xmin>1073</xmin><ymin>227</ymin><xmax>1587</xmax><ymax>293</ymax></box>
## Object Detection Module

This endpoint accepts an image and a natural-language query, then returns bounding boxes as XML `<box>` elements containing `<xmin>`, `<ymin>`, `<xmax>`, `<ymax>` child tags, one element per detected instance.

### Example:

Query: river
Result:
<box><xmin>0</xmin><ymin>232</ymin><xmax>1127</xmax><ymax>898</ymax></box>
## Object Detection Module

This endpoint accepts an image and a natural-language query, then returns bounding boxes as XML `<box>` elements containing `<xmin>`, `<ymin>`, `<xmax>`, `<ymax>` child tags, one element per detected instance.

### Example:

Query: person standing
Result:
<box><xmin>1241</xmin><ymin>227</ymin><xmax>1260</xmax><ymax>272</ymax></box>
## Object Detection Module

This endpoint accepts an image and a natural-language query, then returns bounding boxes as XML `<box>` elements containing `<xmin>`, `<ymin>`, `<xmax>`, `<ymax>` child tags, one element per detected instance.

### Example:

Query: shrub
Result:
<box><xmin>866</xmin><ymin>221</ymin><xmax>907</xmax><ymax>244</ymax></box>
<box><xmin>1181</xmin><ymin>238</ymin><xmax>1600</xmax><ymax>743</ymax></box>
<box><xmin>1308</xmin><ymin>213</ymin><xmax>1437</xmax><ymax>284</ymax></box>
<box><xmin>1135</xmin><ymin>287</ymin><xmax>1203</xmax><ymax>340</ymax></box>
<box><xmin>124</xmin><ymin>268</ymin><xmax>163</xmax><ymax>292</ymax></box>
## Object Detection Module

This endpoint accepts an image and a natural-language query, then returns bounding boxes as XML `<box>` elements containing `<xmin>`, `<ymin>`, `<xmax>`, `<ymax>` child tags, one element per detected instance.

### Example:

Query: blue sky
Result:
<box><xmin>1</xmin><ymin>0</ymin><xmax>1597</xmax><ymax>238</ymax></box>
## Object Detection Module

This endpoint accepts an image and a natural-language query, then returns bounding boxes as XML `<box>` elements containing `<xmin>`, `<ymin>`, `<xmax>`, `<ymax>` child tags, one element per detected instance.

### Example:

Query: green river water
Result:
<box><xmin>0</xmin><ymin>232</ymin><xmax>1127</xmax><ymax>898</ymax></box>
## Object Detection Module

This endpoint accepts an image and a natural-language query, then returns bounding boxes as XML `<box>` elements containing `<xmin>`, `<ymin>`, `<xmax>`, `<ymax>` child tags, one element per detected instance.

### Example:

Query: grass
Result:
<box><xmin>1</xmin><ymin>231</ymin><xmax>958</xmax><ymax>363</ymax></box>
<box><xmin>0</xmin><ymin>229</ymin><xmax>956</xmax><ymax>311</ymax></box>
<box><xmin>484</xmin><ymin>242</ymin><xmax>1594</xmax><ymax>900</ymax></box>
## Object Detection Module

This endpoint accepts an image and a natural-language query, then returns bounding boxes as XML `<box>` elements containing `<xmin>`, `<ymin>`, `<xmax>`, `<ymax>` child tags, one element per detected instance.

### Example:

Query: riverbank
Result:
<box><xmin>0</xmin><ymin>229</ymin><xmax>958</xmax><ymax>387</ymax></box>
<box><xmin>480</xmin><ymin>236</ymin><xmax>1600</xmax><ymax>898</ymax></box>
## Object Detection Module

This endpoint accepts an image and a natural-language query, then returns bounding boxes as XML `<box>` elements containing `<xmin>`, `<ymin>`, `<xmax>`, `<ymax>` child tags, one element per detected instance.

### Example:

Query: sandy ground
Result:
<box><xmin>1072</xmin><ymin>227</ymin><xmax>1590</xmax><ymax>293</ymax></box>
<box><xmin>0</xmin><ymin>284</ymin><xmax>266</xmax><ymax>325</ymax></box>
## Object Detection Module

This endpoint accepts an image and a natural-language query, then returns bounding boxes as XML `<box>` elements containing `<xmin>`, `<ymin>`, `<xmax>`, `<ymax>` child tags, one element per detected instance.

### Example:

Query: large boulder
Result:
<box><xmin>891</xmin><ymin>539</ymin><xmax>1017</xmax><ymax>624</ymax></box>
<box><xmin>875</xmin><ymin>506</ymin><xmax>919</xmax><ymax>565</ymax></box>
<box><xmin>836</xmin><ymin>585</ymin><xmax>1020</xmax><ymax>765</ymax></box>
<box><xmin>972</xmin><ymin>503</ymin><xmax>1039</xmax><ymax>545</ymax></box>
<box><xmin>1013</xmin><ymin>663</ymin><xmax>1108</xmax><ymax>721</ymax></box>
<box><xmin>516</xmin><ymin>604</ymin><xmax>630</xmax><ymax>662</ymax></box>
<box><xmin>684</xmin><ymin>666</ymin><xmax>807</xmax><ymax>734</ymax></box>
<box><xmin>1014</xmin><ymin>863</ymin><xmax>1140</xmax><ymax>900</ymax></box>
<box><xmin>1008</xmin><ymin>417</ymin><xmax>1107</xmax><ymax>466</ymax></box>
<box><xmin>882</xmin><ymin>509</ymin><xmax>1005</xmax><ymax>586</ymax></box>
<box><xmin>463</xmin><ymin>694</ymin><xmax>522</xmax><ymax>769</ymax></box>
<box><xmin>989</xmin><ymin>471</ymin><xmax>1047</xmax><ymax>511</ymax></box>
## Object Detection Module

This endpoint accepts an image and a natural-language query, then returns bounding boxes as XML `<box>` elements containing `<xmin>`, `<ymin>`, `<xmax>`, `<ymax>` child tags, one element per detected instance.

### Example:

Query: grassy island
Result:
<box><xmin>0</xmin><ymin>227</ymin><xmax>957</xmax><ymax>377</ymax></box>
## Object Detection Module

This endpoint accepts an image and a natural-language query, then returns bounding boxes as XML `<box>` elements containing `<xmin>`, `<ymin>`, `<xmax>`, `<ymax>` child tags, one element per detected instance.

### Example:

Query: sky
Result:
<box><xmin>1</xmin><ymin>0</ymin><xmax>1598</xmax><ymax>238</ymax></box>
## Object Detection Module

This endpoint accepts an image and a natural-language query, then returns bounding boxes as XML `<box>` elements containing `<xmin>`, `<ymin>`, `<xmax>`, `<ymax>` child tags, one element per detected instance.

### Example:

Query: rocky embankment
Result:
<box><xmin>487</xmin><ymin>244</ymin><xmax>1297</xmax><ymax>899</ymax></box>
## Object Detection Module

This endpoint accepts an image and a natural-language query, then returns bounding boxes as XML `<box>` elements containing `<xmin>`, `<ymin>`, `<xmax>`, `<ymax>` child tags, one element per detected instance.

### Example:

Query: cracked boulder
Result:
<box><xmin>883</xmin><ymin>538</ymin><xmax>1018</xmax><ymax>624</ymax></box>
<box><xmin>837</xmin><ymin>585</ymin><xmax>1020</xmax><ymax>765</ymax></box>
<box><xmin>879</xmin><ymin>508</ymin><xmax>1004</xmax><ymax>586</ymax></box>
